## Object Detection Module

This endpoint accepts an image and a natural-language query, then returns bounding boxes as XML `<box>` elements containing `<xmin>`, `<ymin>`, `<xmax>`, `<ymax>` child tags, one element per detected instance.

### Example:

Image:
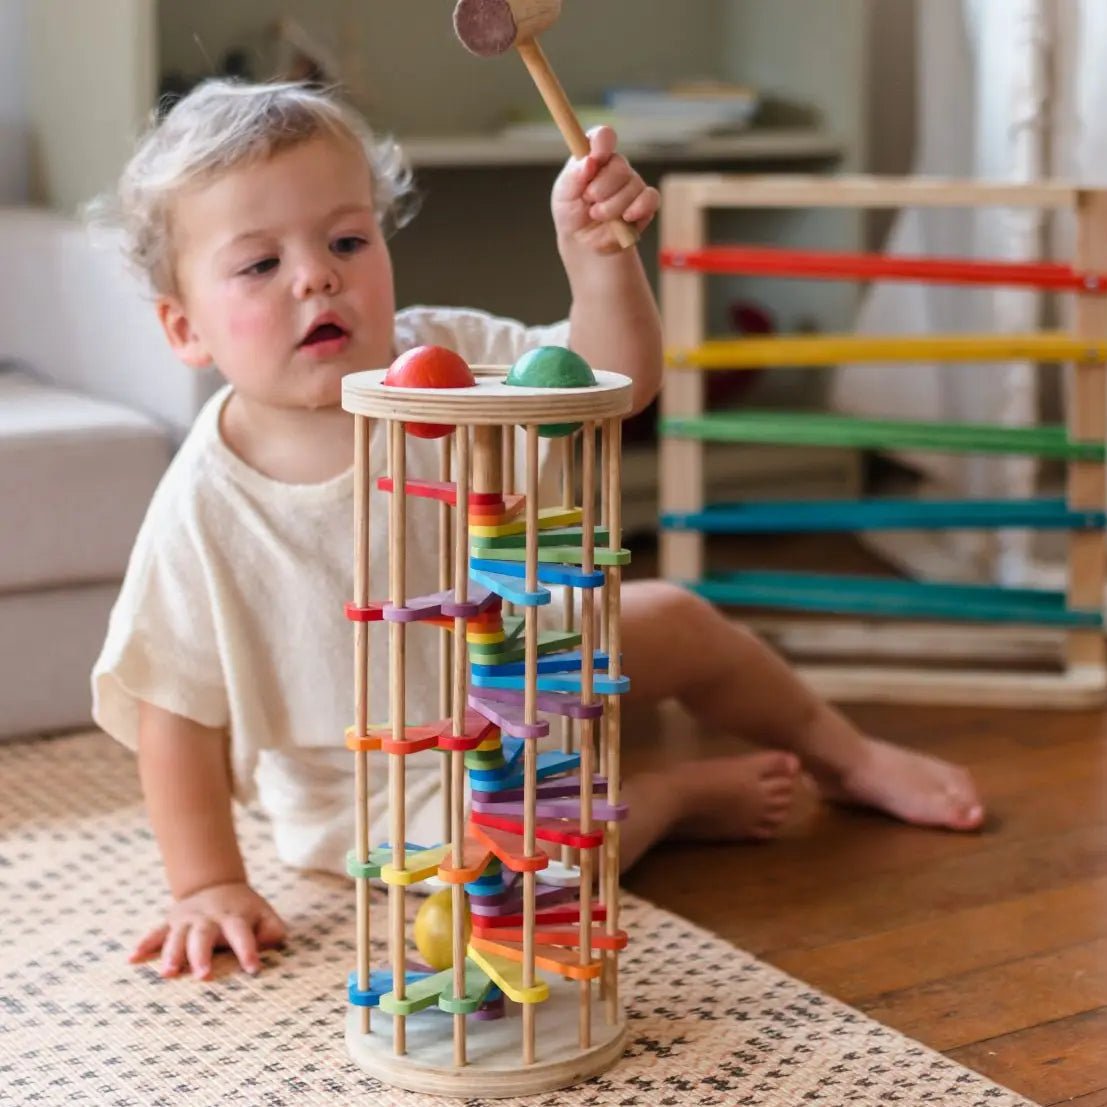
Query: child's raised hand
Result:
<box><xmin>552</xmin><ymin>126</ymin><xmax>660</xmax><ymax>254</ymax></box>
<box><xmin>129</xmin><ymin>881</ymin><xmax>287</xmax><ymax>979</ymax></box>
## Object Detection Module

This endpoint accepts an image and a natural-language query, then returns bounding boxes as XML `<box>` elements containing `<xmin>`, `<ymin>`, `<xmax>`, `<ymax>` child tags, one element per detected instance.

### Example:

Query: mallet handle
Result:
<box><xmin>515</xmin><ymin>39</ymin><xmax>639</xmax><ymax>251</ymax></box>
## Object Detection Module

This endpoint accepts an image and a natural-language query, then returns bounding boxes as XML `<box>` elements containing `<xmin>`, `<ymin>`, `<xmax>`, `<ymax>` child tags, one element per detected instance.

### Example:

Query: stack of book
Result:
<box><xmin>499</xmin><ymin>80</ymin><xmax>760</xmax><ymax>145</ymax></box>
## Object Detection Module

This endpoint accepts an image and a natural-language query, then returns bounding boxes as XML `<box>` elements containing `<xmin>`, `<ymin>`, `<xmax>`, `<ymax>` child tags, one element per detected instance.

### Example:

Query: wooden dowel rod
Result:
<box><xmin>388</xmin><ymin>420</ymin><xmax>408</xmax><ymax>1056</ymax></box>
<box><xmin>353</xmin><ymin>414</ymin><xmax>372</xmax><ymax>1035</ymax></box>
<box><xmin>439</xmin><ymin>436</ymin><xmax>453</xmax><ymax>845</ymax></box>
<box><xmin>578</xmin><ymin>423</ymin><xmax>596</xmax><ymax>1048</ymax></box>
<box><xmin>603</xmin><ymin>417</ymin><xmax>623</xmax><ymax>1023</ymax></box>
<box><xmin>451</xmin><ymin>426</ymin><xmax>471</xmax><ymax>1068</ymax></box>
<box><xmin>523</xmin><ymin>424</ymin><xmax>539</xmax><ymax>1065</ymax></box>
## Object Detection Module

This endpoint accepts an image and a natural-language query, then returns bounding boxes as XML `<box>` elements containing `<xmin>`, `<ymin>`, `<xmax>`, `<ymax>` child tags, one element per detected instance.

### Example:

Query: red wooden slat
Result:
<box><xmin>660</xmin><ymin>244</ymin><xmax>1107</xmax><ymax>293</ymax></box>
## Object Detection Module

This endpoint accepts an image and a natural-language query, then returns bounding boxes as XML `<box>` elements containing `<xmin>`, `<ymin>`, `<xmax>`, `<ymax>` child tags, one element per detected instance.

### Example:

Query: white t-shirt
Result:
<box><xmin>93</xmin><ymin>306</ymin><xmax>570</xmax><ymax>875</ymax></box>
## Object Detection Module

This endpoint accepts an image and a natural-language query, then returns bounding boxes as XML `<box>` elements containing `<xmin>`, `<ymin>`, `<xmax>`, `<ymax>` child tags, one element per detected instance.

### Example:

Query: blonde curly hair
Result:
<box><xmin>91</xmin><ymin>79</ymin><xmax>417</xmax><ymax>296</ymax></box>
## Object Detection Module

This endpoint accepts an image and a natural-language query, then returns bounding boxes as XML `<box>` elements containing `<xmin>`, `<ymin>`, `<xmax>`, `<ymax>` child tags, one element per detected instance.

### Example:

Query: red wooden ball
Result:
<box><xmin>382</xmin><ymin>345</ymin><xmax>476</xmax><ymax>438</ymax></box>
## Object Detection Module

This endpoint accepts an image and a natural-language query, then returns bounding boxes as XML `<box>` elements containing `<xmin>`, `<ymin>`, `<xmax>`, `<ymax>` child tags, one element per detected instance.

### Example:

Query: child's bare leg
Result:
<box><xmin>618</xmin><ymin>580</ymin><xmax>984</xmax><ymax>832</ymax></box>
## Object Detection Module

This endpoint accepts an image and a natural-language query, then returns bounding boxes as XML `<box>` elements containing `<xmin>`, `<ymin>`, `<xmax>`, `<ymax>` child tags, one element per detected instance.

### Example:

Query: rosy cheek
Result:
<box><xmin>223</xmin><ymin>292</ymin><xmax>276</xmax><ymax>343</ymax></box>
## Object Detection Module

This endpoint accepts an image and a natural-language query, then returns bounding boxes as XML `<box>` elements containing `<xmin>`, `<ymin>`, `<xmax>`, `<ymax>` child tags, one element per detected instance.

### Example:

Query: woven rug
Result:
<box><xmin>0</xmin><ymin>733</ymin><xmax>1030</xmax><ymax>1107</ymax></box>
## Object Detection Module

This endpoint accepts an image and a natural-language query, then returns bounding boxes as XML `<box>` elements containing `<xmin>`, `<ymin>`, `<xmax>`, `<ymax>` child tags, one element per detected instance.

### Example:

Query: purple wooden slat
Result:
<box><xmin>468</xmin><ymin>883</ymin><xmax>578</xmax><ymax>918</ymax></box>
<box><xmin>467</xmin><ymin>694</ymin><xmax>549</xmax><ymax>739</ymax></box>
<box><xmin>441</xmin><ymin>584</ymin><xmax>498</xmax><ymax>618</ymax></box>
<box><xmin>470</xmin><ymin>685</ymin><xmax>604</xmax><ymax>720</ymax></box>
<box><xmin>384</xmin><ymin>586</ymin><xmax>500</xmax><ymax>622</ymax></box>
<box><xmin>470</xmin><ymin>797</ymin><xmax>628</xmax><ymax>821</ymax></box>
<box><xmin>471</xmin><ymin>995</ymin><xmax>505</xmax><ymax>1020</ymax></box>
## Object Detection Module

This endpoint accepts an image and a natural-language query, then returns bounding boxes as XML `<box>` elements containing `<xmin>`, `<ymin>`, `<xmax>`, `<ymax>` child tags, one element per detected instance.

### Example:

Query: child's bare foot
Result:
<box><xmin>673</xmin><ymin>752</ymin><xmax>802</xmax><ymax>841</ymax></box>
<box><xmin>620</xmin><ymin>752</ymin><xmax>802</xmax><ymax>870</ymax></box>
<box><xmin>822</xmin><ymin>736</ymin><xmax>985</xmax><ymax>832</ymax></box>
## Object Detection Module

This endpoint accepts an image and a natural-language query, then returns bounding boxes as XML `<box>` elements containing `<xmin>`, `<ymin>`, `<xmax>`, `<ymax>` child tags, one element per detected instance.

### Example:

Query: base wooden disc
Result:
<box><xmin>346</xmin><ymin>981</ymin><xmax>627</xmax><ymax>1099</ymax></box>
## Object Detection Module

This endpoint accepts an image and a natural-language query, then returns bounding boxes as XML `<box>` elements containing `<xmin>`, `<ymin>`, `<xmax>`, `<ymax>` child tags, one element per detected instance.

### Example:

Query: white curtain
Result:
<box><xmin>832</xmin><ymin>0</ymin><xmax>1106</xmax><ymax>587</ymax></box>
<box><xmin>0</xmin><ymin>0</ymin><xmax>29</xmax><ymax>203</ymax></box>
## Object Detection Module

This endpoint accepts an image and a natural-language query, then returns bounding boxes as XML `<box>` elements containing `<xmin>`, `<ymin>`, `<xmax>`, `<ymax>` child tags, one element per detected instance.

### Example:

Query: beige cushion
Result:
<box><xmin>0</xmin><ymin>583</ymin><xmax>120</xmax><ymax>737</ymax></box>
<box><xmin>0</xmin><ymin>370</ymin><xmax>170</xmax><ymax>591</ymax></box>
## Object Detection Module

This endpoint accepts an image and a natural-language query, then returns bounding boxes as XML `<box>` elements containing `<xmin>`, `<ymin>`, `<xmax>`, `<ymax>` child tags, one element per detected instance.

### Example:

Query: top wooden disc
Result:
<box><xmin>342</xmin><ymin>365</ymin><xmax>633</xmax><ymax>426</ymax></box>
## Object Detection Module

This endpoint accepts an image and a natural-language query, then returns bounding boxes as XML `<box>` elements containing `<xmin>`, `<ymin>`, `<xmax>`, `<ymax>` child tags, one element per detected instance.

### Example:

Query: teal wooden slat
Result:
<box><xmin>688</xmin><ymin>571</ymin><xmax>1103</xmax><ymax>627</ymax></box>
<box><xmin>469</xmin><ymin>567</ymin><xmax>551</xmax><ymax>607</ymax></box>
<box><xmin>660</xmin><ymin>497</ymin><xmax>1106</xmax><ymax>534</ymax></box>
<box><xmin>661</xmin><ymin>410</ymin><xmax>1107</xmax><ymax>461</ymax></box>
<box><xmin>471</xmin><ymin>672</ymin><xmax>630</xmax><ymax>696</ymax></box>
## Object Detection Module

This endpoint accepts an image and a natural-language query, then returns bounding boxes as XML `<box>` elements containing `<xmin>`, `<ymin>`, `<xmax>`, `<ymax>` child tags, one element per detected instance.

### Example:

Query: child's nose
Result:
<box><xmin>293</xmin><ymin>256</ymin><xmax>341</xmax><ymax>298</ymax></box>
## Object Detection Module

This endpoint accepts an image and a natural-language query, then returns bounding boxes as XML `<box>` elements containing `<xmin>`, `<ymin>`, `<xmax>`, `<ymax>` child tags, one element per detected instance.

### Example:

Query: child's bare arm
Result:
<box><xmin>130</xmin><ymin>701</ymin><xmax>286</xmax><ymax>978</ymax></box>
<box><xmin>552</xmin><ymin>125</ymin><xmax>663</xmax><ymax>415</ymax></box>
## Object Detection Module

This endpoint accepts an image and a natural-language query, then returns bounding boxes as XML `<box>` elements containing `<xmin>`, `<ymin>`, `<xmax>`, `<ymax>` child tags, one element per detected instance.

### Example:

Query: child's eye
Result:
<box><xmin>332</xmin><ymin>235</ymin><xmax>368</xmax><ymax>256</ymax></box>
<box><xmin>239</xmin><ymin>257</ymin><xmax>279</xmax><ymax>277</ymax></box>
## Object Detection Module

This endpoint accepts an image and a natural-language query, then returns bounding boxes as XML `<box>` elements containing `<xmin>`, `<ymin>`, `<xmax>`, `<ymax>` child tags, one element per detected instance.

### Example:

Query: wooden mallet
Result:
<box><xmin>453</xmin><ymin>0</ymin><xmax>639</xmax><ymax>250</ymax></box>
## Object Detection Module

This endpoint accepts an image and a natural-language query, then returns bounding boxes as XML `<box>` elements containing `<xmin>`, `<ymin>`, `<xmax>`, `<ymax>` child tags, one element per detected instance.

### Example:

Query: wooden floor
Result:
<box><xmin>623</xmin><ymin>537</ymin><xmax>1107</xmax><ymax>1106</ymax></box>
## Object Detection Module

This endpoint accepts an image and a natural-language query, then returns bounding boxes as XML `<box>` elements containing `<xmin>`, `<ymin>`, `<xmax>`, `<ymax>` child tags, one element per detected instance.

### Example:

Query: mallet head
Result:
<box><xmin>453</xmin><ymin>0</ymin><xmax>563</xmax><ymax>57</ymax></box>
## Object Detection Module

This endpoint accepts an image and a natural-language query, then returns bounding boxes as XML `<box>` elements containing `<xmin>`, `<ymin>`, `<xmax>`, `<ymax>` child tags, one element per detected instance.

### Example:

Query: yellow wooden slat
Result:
<box><xmin>466</xmin><ymin>943</ymin><xmax>549</xmax><ymax>1004</ymax></box>
<box><xmin>668</xmin><ymin>331</ymin><xmax>1107</xmax><ymax>371</ymax></box>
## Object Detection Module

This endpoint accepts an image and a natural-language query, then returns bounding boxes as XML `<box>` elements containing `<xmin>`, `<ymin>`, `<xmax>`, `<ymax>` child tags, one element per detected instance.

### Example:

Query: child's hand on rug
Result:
<box><xmin>129</xmin><ymin>881</ymin><xmax>287</xmax><ymax>979</ymax></box>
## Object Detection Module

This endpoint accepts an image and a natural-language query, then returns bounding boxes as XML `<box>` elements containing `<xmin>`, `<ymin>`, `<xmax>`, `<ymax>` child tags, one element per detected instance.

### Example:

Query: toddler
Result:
<box><xmin>92</xmin><ymin>80</ymin><xmax>983</xmax><ymax>982</ymax></box>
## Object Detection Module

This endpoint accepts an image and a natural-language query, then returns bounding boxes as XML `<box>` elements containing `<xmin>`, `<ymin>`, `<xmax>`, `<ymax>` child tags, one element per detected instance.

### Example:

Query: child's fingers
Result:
<box><xmin>256</xmin><ymin>908</ymin><xmax>288</xmax><ymax>949</ymax></box>
<box><xmin>222</xmin><ymin>916</ymin><xmax>262</xmax><ymax>975</ymax></box>
<box><xmin>590</xmin><ymin>177</ymin><xmax>647</xmax><ymax>224</ymax></box>
<box><xmin>130</xmin><ymin>923</ymin><xmax>170</xmax><ymax>963</ymax></box>
<box><xmin>583</xmin><ymin>158</ymin><xmax>633</xmax><ymax>204</ymax></box>
<box><xmin>623</xmin><ymin>185</ymin><xmax>661</xmax><ymax>225</ymax></box>
<box><xmin>159</xmin><ymin>923</ymin><xmax>189</xmax><ymax>978</ymax></box>
<box><xmin>186</xmin><ymin>919</ymin><xmax>219</xmax><ymax>980</ymax></box>
<box><xmin>554</xmin><ymin>154</ymin><xmax>600</xmax><ymax>204</ymax></box>
<box><xmin>586</xmin><ymin>125</ymin><xmax>618</xmax><ymax>161</ymax></box>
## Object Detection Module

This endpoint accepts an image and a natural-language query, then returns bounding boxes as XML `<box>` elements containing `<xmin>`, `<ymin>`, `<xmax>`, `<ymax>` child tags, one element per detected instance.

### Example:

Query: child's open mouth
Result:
<box><xmin>299</xmin><ymin>317</ymin><xmax>351</xmax><ymax>355</ymax></box>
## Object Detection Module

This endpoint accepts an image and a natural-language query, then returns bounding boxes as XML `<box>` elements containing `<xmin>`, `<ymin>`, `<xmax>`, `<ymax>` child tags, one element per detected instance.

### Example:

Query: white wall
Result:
<box><xmin>0</xmin><ymin>0</ymin><xmax>29</xmax><ymax>202</ymax></box>
<box><xmin>159</xmin><ymin>0</ymin><xmax>730</xmax><ymax>134</ymax></box>
<box><xmin>27</xmin><ymin>0</ymin><xmax>157</xmax><ymax>213</ymax></box>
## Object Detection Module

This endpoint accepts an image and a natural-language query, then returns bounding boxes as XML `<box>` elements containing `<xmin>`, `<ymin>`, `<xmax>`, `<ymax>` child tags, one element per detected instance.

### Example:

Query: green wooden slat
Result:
<box><xmin>471</xmin><ymin>526</ymin><xmax>610</xmax><ymax>551</ymax></box>
<box><xmin>688</xmin><ymin>570</ymin><xmax>1103</xmax><ymax>628</ymax></box>
<box><xmin>661</xmin><ymin>410</ymin><xmax>1106</xmax><ymax>461</ymax></box>
<box><xmin>661</xmin><ymin>497</ymin><xmax>1106</xmax><ymax>534</ymax></box>
<box><xmin>379</xmin><ymin>969</ymin><xmax>454</xmax><ymax>1016</ymax></box>
<box><xmin>473</xmin><ymin>544</ymin><xmax>631</xmax><ymax>566</ymax></box>
<box><xmin>467</xmin><ymin>627</ymin><xmax>582</xmax><ymax>663</ymax></box>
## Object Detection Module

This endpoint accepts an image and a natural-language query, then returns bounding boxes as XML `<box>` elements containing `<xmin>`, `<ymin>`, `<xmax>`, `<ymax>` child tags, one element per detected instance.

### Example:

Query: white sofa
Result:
<box><xmin>0</xmin><ymin>208</ymin><xmax>218</xmax><ymax>737</ymax></box>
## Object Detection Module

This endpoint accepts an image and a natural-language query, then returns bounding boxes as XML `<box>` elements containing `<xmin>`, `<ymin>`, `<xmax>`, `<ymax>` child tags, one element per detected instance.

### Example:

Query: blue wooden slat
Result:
<box><xmin>471</xmin><ymin>649</ymin><xmax>612</xmax><ymax>678</ymax></box>
<box><xmin>661</xmin><ymin>496</ymin><xmax>1106</xmax><ymax>534</ymax></box>
<box><xmin>688</xmin><ymin>570</ymin><xmax>1103</xmax><ymax>627</ymax></box>
<box><xmin>470</xmin><ymin>557</ymin><xmax>605</xmax><ymax>589</ymax></box>
<box><xmin>469</xmin><ymin>567</ymin><xmax>551</xmax><ymax>607</ymax></box>
<box><xmin>472</xmin><ymin>672</ymin><xmax>631</xmax><ymax>695</ymax></box>
<box><xmin>472</xmin><ymin>749</ymin><xmax>583</xmax><ymax>794</ymax></box>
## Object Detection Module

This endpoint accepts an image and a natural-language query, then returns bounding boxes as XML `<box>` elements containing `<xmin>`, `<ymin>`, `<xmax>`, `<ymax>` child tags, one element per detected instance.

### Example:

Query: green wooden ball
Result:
<box><xmin>504</xmin><ymin>347</ymin><xmax>597</xmax><ymax>437</ymax></box>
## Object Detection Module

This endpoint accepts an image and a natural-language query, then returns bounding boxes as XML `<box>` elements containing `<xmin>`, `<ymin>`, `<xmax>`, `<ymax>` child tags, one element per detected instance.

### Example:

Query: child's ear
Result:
<box><xmin>156</xmin><ymin>296</ymin><xmax>213</xmax><ymax>369</ymax></box>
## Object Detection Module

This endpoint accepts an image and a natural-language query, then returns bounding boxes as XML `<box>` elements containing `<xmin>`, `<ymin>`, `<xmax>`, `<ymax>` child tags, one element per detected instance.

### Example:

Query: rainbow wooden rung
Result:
<box><xmin>660</xmin><ymin>497</ymin><xmax>1106</xmax><ymax>535</ymax></box>
<box><xmin>667</xmin><ymin>331</ymin><xmax>1107</xmax><ymax>370</ymax></box>
<box><xmin>689</xmin><ymin>571</ymin><xmax>1104</xmax><ymax>628</ymax></box>
<box><xmin>659</xmin><ymin>410</ymin><xmax>1107</xmax><ymax>461</ymax></box>
<box><xmin>660</xmin><ymin>243</ymin><xmax>1107</xmax><ymax>293</ymax></box>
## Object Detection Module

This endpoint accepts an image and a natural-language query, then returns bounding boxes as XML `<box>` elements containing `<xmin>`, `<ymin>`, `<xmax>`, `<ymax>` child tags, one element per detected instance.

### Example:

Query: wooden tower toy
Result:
<box><xmin>341</xmin><ymin>347</ymin><xmax>633</xmax><ymax>1097</ymax></box>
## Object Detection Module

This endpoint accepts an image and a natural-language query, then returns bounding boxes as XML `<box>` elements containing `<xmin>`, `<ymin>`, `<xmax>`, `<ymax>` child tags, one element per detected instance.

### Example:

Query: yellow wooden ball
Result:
<box><xmin>413</xmin><ymin>888</ymin><xmax>471</xmax><ymax>971</ymax></box>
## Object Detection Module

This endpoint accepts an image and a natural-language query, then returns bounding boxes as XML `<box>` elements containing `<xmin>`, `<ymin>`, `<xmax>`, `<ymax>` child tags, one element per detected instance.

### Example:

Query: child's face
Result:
<box><xmin>158</xmin><ymin>133</ymin><xmax>397</xmax><ymax>411</ymax></box>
